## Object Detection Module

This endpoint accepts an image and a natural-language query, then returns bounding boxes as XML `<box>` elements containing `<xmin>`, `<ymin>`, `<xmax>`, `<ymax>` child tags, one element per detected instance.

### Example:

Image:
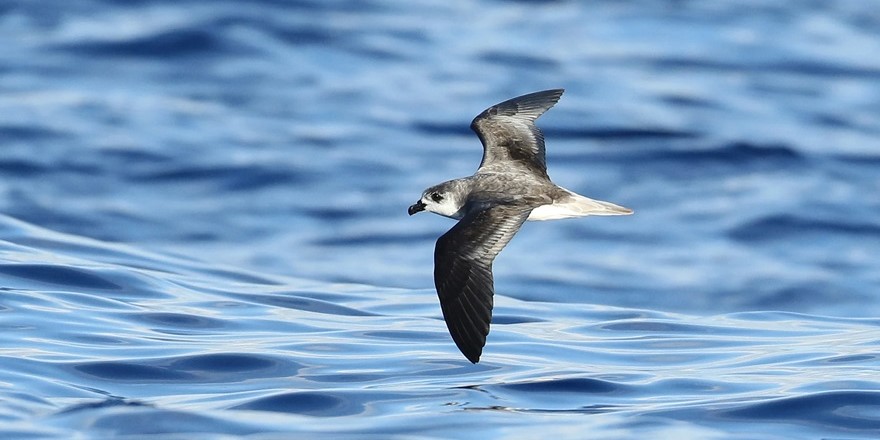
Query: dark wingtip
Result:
<box><xmin>449</xmin><ymin>325</ymin><xmax>487</xmax><ymax>364</ymax></box>
<box><xmin>518</xmin><ymin>88</ymin><xmax>565</xmax><ymax>111</ymax></box>
<box><xmin>471</xmin><ymin>88</ymin><xmax>566</xmax><ymax>126</ymax></box>
<box><xmin>441</xmin><ymin>304</ymin><xmax>489</xmax><ymax>364</ymax></box>
<box><xmin>462</xmin><ymin>347</ymin><xmax>482</xmax><ymax>364</ymax></box>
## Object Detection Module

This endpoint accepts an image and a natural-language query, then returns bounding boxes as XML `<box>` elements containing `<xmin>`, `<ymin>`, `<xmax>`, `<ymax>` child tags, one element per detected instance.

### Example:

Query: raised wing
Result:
<box><xmin>470</xmin><ymin>89</ymin><xmax>564</xmax><ymax>179</ymax></box>
<box><xmin>433</xmin><ymin>203</ymin><xmax>531</xmax><ymax>363</ymax></box>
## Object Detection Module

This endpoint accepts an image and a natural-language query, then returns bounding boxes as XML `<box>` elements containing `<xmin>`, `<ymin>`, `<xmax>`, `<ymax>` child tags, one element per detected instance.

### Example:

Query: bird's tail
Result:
<box><xmin>527</xmin><ymin>187</ymin><xmax>632</xmax><ymax>221</ymax></box>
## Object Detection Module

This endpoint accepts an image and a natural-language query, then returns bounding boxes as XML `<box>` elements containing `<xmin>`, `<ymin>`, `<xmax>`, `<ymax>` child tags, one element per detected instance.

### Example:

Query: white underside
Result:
<box><xmin>527</xmin><ymin>188</ymin><xmax>632</xmax><ymax>221</ymax></box>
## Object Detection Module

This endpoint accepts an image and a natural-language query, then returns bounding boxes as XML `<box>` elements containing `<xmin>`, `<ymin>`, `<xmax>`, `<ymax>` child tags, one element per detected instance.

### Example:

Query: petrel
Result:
<box><xmin>408</xmin><ymin>89</ymin><xmax>632</xmax><ymax>363</ymax></box>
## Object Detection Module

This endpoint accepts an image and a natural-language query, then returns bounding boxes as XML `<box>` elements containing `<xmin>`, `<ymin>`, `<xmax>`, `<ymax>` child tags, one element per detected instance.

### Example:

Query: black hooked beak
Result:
<box><xmin>408</xmin><ymin>200</ymin><xmax>426</xmax><ymax>216</ymax></box>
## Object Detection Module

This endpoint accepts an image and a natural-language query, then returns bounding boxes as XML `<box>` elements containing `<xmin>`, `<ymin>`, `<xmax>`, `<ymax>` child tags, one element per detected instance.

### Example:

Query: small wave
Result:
<box><xmin>0</xmin><ymin>125</ymin><xmax>66</xmax><ymax>141</ymax></box>
<box><xmin>729</xmin><ymin>214</ymin><xmax>880</xmax><ymax>242</ymax></box>
<box><xmin>479</xmin><ymin>51</ymin><xmax>560</xmax><ymax>70</ymax></box>
<box><xmin>72</xmin><ymin>353</ymin><xmax>294</xmax><ymax>383</ymax></box>
<box><xmin>0</xmin><ymin>158</ymin><xmax>48</xmax><ymax>177</ymax></box>
<box><xmin>645</xmin><ymin>141</ymin><xmax>803</xmax><ymax>164</ymax></box>
<box><xmin>231</xmin><ymin>391</ymin><xmax>366</xmax><ymax>416</ymax></box>
<box><xmin>493</xmin><ymin>377</ymin><xmax>626</xmax><ymax>395</ymax></box>
<box><xmin>128</xmin><ymin>164</ymin><xmax>315</xmax><ymax>191</ymax></box>
<box><xmin>718</xmin><ymin>391</ymin><xmax>880</xmax><ymax>431</ymax></box>
<box><xmin>0</xmin><ymin>264</ymin><xmax>121</xmax><ymax>290</ymax></box>
<box><xmin>54</xmin><ymin>28</ymin><xmax>239</xmax><ymax>59</ymax></box>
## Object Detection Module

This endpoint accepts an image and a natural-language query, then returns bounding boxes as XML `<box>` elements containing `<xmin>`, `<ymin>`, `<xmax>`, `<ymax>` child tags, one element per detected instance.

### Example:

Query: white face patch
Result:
<box><xmin>423</xmin><ymin>191</ymin><xmax>464</xmax><ymax>219</ymax></box>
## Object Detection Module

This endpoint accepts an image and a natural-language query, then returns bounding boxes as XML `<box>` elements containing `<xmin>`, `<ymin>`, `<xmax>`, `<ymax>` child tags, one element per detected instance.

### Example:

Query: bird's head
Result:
<box><xmin>408</xmin><ymin>180</ymin><xmax>467</xmax><ymax>219</ymax></box>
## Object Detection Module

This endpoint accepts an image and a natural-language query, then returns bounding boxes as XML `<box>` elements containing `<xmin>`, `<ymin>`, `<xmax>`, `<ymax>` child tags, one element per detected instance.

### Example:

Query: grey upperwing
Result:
<box><xmin>470</xmin><ymin>89</ymin><xmax>564</xmax><ymax>179</ymax></box>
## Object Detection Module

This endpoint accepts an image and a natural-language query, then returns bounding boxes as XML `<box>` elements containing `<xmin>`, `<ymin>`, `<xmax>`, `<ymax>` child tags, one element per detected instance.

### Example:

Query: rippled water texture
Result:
<box><xmin>2</xmin><ymin>0</ymin><xmax>880</xmax><ymax>438</ymax></box>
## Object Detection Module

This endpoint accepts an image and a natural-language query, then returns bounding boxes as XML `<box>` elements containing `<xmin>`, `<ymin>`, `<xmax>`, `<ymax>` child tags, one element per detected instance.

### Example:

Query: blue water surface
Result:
<box><xmin>2</xmin><ymin>0</ymin><xmax>880</xmax><ymax>438</ymax></box>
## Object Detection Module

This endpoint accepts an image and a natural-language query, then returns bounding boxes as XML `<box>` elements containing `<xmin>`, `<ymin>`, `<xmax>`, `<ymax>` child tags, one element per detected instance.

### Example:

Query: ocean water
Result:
<box><xmin>2</xmin><ymin>0</ymin><xmax>880</xmax><ymax>438</ymax></box>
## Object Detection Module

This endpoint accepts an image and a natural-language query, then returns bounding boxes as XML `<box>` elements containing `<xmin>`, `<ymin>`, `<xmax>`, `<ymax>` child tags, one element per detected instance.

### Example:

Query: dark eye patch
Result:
<box><xmin>431</xmin><ymin>192</ymin><xmax>444</xmax><ymax>202</ymax></box>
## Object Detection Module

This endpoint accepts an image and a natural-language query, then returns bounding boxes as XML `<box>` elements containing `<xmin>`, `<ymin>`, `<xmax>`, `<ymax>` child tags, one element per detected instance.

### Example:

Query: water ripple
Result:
<box><xmin>0</xmin><ymin>264</ymin><xmax>121</xmax><ymax>290</ymax></box>
<box><xmin>2</xmin><ymin>0</ymin><xmax>880</xmax><ymax>438</ymax></box>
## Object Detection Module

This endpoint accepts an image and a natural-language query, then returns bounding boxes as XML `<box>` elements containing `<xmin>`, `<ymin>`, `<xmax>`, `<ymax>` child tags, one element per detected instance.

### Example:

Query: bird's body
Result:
<box><xmin>408</xmin><ymin>89</ymin><xmax>631</xmax><ymax>363</ymax></box>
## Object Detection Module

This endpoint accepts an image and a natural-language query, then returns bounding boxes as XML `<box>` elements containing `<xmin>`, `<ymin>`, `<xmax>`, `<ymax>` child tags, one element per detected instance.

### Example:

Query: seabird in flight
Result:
<box><xmin>408</xmin><ymin>89</ymin><xmax>632</xmax><ymax>363</ymax></box>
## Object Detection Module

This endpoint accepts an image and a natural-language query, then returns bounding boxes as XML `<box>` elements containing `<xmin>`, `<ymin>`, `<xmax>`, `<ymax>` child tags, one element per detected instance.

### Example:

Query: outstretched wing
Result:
<box><xmin>433</xmin><ymin>203</ymin><xmax>531</xmax><ymax>363</ymax></box>
<box><xmin>470</xmin><ymin>89</ymin><xmax>564</xmax><ymax>179</ymax></box>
